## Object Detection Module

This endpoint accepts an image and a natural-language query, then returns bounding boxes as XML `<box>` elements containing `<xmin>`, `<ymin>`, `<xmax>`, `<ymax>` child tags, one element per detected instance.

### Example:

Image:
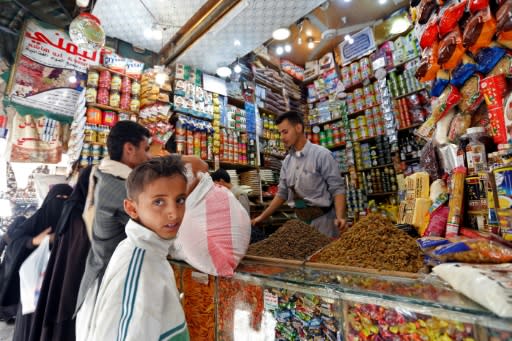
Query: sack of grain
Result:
<box><xmin>169</xmin><ymin>173</ymin><xmax>251</xmax><ymax>276</ymax></box>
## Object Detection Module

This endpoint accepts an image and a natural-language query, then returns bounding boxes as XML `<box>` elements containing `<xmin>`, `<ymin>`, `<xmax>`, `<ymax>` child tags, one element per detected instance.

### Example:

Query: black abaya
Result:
<box><xmin>29</xmin><ymin>166</ymin><xmax>93</xmax><ymax>341</ymax></box>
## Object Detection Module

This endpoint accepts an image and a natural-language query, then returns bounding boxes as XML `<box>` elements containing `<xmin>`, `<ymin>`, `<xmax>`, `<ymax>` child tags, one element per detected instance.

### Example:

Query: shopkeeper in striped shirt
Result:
<box><xmin>252</xmin><ymin>111</ymin><xmax>347</xmax><ymax>238</ymax></box>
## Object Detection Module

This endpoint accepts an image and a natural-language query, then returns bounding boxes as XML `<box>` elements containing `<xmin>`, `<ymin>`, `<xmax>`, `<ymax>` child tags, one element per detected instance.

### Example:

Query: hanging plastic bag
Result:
<box><xmin>168</xmin><ymin>173</ymin><xmax>251</xmax><ymax>276</ymax></box>
<box><xmin>18</xmin><ymin>236</ymin><xmax>51</xmax><ymax>315</ymax></box>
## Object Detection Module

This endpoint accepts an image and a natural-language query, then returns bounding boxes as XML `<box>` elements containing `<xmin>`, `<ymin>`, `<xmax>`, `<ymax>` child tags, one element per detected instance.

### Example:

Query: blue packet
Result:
<box><xmin>475</xmin><ymin>47</ymin><xmax>507</xmax><ymax>74</ymax></box>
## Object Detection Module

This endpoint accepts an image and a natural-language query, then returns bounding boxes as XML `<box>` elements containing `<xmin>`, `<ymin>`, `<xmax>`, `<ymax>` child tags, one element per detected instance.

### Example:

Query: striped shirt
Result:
<box><xmin>88</xmin><ymin>219</ymin><xmax>189</xmax><ymax>341</ymax></box>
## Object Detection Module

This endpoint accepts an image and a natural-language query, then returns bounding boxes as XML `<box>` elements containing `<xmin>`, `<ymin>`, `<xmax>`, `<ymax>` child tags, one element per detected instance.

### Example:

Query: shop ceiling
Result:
<box><xmin>0</xmin><ymin>0</ymin><xmax>409</xmax><ymax>72</ymax></box>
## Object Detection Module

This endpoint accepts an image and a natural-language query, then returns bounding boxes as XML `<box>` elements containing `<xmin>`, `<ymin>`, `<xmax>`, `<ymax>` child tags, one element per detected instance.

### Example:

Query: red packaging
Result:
<box><xmin>439</xmin><ymin>28</ymin><xmax>466</xmax><ymax>70</ymax></box>
<box><xmin>420</xmin><ymin>15</ymin><xmax>439</xmax><ymax>48</ymax></box>
<box><xmin>469</xmin><ymin>0</ymin><xmax>490</xmax><ymax>13</ymax></box>
<box><xmin>86</xmin><ymin>107</ymin><xmax>102</xmax><ymax>125</ymax></box>
<box><xmin>463</xmin><ymin>8</ymin><xmax>497</xmax><ymax>55</ymax></box>
<box><xmin>96</xmin><ymin>87</ymin><xmax>109</xmax><ymax>105</ymax></box>
<box><xmin>121</xmin><ymin>76</ymin><xmax>131</xmax><ymax>94</ymax></box>
<box><xmin>102</xmin><ymin>111</ymin><xmax>118</xmax><ymax>127</ymax></box>
<box><xmin>439</xmin><ymin>0</ymin><xmax>467</xmax><ymax>37</ymax></box>
<box><xmin>423</xmin><ymin>205</ymin><xmax>449</xmax><ymax>237</ymax></box>
<box><xmin>98</xmin><ymin>70</ymin><xmax>111</xmax><ymax>89</ymax></box>
<box><xmin>120</xmin><ymin>92</ymin><xmax>130</xmax><ymax>110</ymax></box>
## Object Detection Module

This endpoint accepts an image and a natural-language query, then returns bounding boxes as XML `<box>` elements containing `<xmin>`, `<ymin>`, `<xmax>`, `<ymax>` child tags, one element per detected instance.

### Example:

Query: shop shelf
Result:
<box><xmin>257</xmin><ymin>106</ymin><xmax>279</xmax><ymax>116</ymax></box>
<box><xmin>89</xmin><ymin>65</ymin><xmax>139</xmax><ymax>81</ymax></box>
<box><xmin>343</xmin><ymin>76</ymin><xmax>377</xmax><ymax>92</ymax></box>
<box><xmin>393</xmin><ymin>87</ymin><xmax>426</xmax><ymax>100</ymax></box>
<box><xmin>403</xmin><ymin>157</ymin><xmax>421</xmax><ymax>164</ymax></box>
<box><xmin>347</xmin><ymin>103</ymin><xmax>382</xmax><ymax>118</ymax></box>
<box><xmin>263</xmin><ymin>153</ymin><xmax>285</xmax><ymax>160</ymax></box>
<box><xmin>208</xmin><ymin>160</ymin><xmax>258</xmax><ymax>171</ymax></box>
<box><xmin>359</xmin><ymin>163</ymin><xmax>394</xmax><ymax>172</ymax></box>
<box><xmin>311</xmin><ymin>115</ymin><xmax>346</xmax><ymax>126</ymax></box>
<box><xmin>366</xmin><ymin>191</ymin><xmax>398</xmax><ymax>197</ymax></box>
<box><xmin>255</xmin><ymin>78</ymin><xmax>283</xmax><ymax>95</ymax></box>
<box><xmin>227</xmin><ymin>96</ymin><xmax>246</xmax><ymax>108</ymax></box>
<box><xmin>253</xmin><ymin>55</ymin><xmax>280</xmax><ymax>72</ymax></box>
<box><xmin>327</xmin><ymin>143</ymin><xmax>347</xmax><ymax>151</ymax></box>
<box><xmin>398</xmin><ymin>123</ymin><xmax>423</xmax><ymax>131</ymax></box>
<box><xmin>86</xmin><ymin>103</ymin><xmax>138</xmax><ymax>116</ymax></box>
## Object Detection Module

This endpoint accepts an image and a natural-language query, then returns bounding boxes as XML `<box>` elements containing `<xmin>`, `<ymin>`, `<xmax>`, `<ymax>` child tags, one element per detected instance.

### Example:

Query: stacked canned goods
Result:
<box><xmin>387</xmin><ymin>66</ymin><xmax>423</xmax><ymax>99</ymax></box>
<box><xmin>340</xmin><ymin>57</ymin><xmax>373</xmax><ymax>89</ymax></box>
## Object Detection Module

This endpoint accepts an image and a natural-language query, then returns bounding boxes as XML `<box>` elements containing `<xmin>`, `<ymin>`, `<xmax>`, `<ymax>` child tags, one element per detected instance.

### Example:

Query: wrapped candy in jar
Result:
<box><xmin>131</xmin><ymin>81</ymin><xmax>141</xmax><ymax>96</ymax></box>
<box><xmin>109</xmin><ymin>91</ymin><xmax>120</xmax><ymax>108</ymax></box>
<box><xmin>102</xmin><ymin>111</ymin><xmax>118</xmax><ymax>127</ymax></box>
<box><xmin>110</xmin><ymin>74</ymin><xmax>122</xmax><ymax>92</ymax></box>
<box><xmin>85</xmin><ymin>87</ymin><xmax>97</xmax><ymax>103</ymax></box>
<box><xmin>120</xmin><ymin>92</ymin><xmax>130</xmax><ymax>110</ymax></box>
<box><xmin>86</xmin><ymin>107</ymin><xmax>102</xmax><ymax>125</ymax></box>
<box><xmin>96</xmin><ymin>87</ymin><xmax>109</xmax><ymax>105</ymax></box>
<box><xmin>130</xmin><ymin>97</ymin><xmax>140</xmax><ymax>112</ymax></box>
<box><xmin>121</xmin><ymin>76</ymin><xmax>131</xmax><ymax>94</ymax></box>
<box><xmin>98</xmin><ymin>70</ymin><xmax>111</xmax><ymax>88</ymax></box>
<box><xmin>87</xmin><ymin>70</ymin><xmax>99</xmax><ymax>87</ymax></box>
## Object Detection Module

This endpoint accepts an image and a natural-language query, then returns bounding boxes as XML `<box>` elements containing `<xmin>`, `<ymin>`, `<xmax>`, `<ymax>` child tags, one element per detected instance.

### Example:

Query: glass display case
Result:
<box><xmin>170</xmin><ymin>260</ymin><xmax>512</xmax><ymax>341</ymax></box>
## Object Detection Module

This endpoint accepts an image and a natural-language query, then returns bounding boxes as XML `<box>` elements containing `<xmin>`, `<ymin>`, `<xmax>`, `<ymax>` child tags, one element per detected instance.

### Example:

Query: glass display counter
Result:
<box><xmin>170</xmin><ymin>259</ymin><xmax>512</xmax><ymax>341</ymax></box>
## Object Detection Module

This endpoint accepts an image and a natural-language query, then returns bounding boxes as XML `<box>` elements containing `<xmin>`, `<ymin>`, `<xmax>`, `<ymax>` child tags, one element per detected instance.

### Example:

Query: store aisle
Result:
<box><xmin>0</xmin><ymin>321</ymin><xmax>14</xmax><ymax>340</ymax></box>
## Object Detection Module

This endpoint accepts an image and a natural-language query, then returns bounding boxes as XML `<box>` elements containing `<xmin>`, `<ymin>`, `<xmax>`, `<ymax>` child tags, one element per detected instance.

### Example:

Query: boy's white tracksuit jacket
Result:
<box><xmin>87</xmin><ymin>219</ymin><xmax>189</xmax><ymax>341</ymax></box>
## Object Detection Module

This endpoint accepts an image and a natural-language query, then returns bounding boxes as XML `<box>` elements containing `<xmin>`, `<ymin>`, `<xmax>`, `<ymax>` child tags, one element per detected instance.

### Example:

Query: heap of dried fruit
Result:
<box><xmin>313</xmin><ymin>214</ymin><xmax>424</xmax><ymax>272</ymax></box>
<box><xmin>247</xmin><ymin>219</ymin><xmax>331</xmax><ymax>260</ymax></box>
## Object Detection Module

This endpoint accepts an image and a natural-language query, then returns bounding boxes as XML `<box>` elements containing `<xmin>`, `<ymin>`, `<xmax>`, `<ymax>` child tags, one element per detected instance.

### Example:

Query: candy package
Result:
<box><xmin>468</xmin><ymin>0</ymin><xmax>489</xmax><ymax>13</ymax></box>
<box><xmin>497</xmin><ymin>30</ymin><xmax>512</xmax><ymax>49</ymax></box>
<box><xmin>482</xmin><ymin>74</ymin><xmax>508</xmax><ymax>144</ymax></box>
<box><xmin>417</xmin><ymin>236</ymin><xmax>451</xmax><ymax>250</ymax></box>
<box><xmin>416</xmin><ymin>41</ymin><xmax>441</xmax><ymax>82</ymax></box>
<box><xmin>450</xmin><ymin>54</ymin><xmax>477</xmax><ymax>87</ymax></box>
<box><xmin>419</xmin><ymin>141</ymin><xmax>442</xmax><ymax>180</ymax></box>
<box><xmin>448</xmin><ymin>113</ymin><xmax>472</xmax><ymax>142</ymax></box>
<box><xmin>419</xmin><ymin>15</ymin><xmax>439</xmax><ymax>48</ymax></box>
<box><xmin>496</xmin><ymin>0</ymin><xmax>512</xmax><ymax>33</ymax></box>
<box><xmin>439</xmin><ymin>0</ymin><xmax>467</xmax><ymax>37</ymax></box>
<box><xmin>439</xmin><ymin>28</ymin><xmax>466</xmax><ymax>70</ymax></box>
<box><xmin>423</xmin><ymin>205</ymin><xmax>450</xmax><ymax>236</ymax></box>
<box><xmin>431</xmin><ymin>70</ymin><xmax>450</xmax><ymax>97</ymax></box>
<box><xmin>434</xmin><ymin>263</ymin><xmax>512</xmax><ymax>318</ymax></box>
<box><xmin>446</xmin><ymin>167</ymin><xmax>466</xmax><ymax>238</ymax></box>
<box><xmin>431</xmin><ymin>239</ymin><xmax>512</xmax><ymax>263</ymax></box>
<box><xmin>431</xmin><ymin>85</ymin><xmax>461</xmax><ymax>121</ymax></box>
<box><xmin>475</xmin><ymin>46</ymin><xmax>507</xmax><ymax>74</ymax></box>
<box><xmin>417</xmin><ymin>0</ymin><xmax>438</xmax><ymax>24</ymax></box>
<box><xmin>458</xmin><ymin>73</ymin><xmax>484</xmax><ymax>113</ymax></box>
<box><xmin>462</xmin><ymin>8</ymin><xmax>497</xmax><ymax>54</ymax></box>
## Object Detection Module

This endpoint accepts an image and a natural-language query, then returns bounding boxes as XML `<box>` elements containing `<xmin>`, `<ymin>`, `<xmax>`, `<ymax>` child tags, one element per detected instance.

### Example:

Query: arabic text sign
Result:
<box><xmin>338</xmin><ymin>27</ymin><xmax>376</xmax><ymax>66</ymax></box>
<box><xmin>8</xmin><ymin>20</ymin><xmax>99</xmax><ymax>119</ymax></box>
<box><xmin>22</xmin><ymin>20</ymin><xmax>99</xmax><ymax>73</ymax></box>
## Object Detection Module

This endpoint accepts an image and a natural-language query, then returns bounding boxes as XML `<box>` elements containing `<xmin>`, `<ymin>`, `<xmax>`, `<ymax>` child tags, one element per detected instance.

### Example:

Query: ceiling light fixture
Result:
<box><xmin>307</xmin><ymin>37</ymin><xmax>315</xmax><ymax>49</ymax></box>
<box><xmin>344</xmin><ymin>0</ymin><xmax>351</xmax><ymax>2</ymax></box>
<box><xmin>234</xmin><ymin>39</ymin><xmax>241</xmax><ymax>47</ymax></box>
<box><xmin>276</xmin><ymin>46</ymin><xmax>284</xmax><ymax>55</ymax></box>
<box><xmin>234</xmin><ymin>64</ymin><xmax>242</xmax><ymax>73</ymax></box>
<box><xmin>379</xmin><ymin>0</ymin><xmax>387</xmax><ymax>4</ymax></box>
<box><xmin>306</xmin><ymin>29</ymin><xmax>313</xmax><ymax>37</ymax></box>
<box><xmin>272</xmin><ymin>28</ymin><xmax>291</xmax><ymax>40</ymax></box>
<box><xmin>297</xmin><ymin>37</ymin><xmax>303</xmax><ymax>45</ymax></box>
<box><xmin>284</xmin><ymin>44</ymin><xmax>292</xmax><ymax>53</ymax></box>
<box><xmin>390</xmin><ymin>17</ymin><xmax>411</xmax><ymax>34</ymax></box>
<box><xmin>216</xmin><ymin>66</ymin><xmax>232</xmax><ymax>78</ymax></box>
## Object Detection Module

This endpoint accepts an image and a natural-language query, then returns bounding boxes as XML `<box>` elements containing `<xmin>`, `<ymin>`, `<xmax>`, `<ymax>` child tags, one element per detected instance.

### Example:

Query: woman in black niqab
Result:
<box><xmin>0</xmin><ymin>184</ymin><xmax>71</xmax><ymax>338</ymax></box>
<box><xmin>29</xmin><ymin>166</ymin><xmax>93</xmax><ymax>341</ymax></box>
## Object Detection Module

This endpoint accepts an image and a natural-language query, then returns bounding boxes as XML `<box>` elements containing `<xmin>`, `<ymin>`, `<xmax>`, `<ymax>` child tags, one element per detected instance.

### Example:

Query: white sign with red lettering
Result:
<box><xmin>8</xmin><ymin>19</ymin><xmax>100</xmax><ymax>119</ymax></box>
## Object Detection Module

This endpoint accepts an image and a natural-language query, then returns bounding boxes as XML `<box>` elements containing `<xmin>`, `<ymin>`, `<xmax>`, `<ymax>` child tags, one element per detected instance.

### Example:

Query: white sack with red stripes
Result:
<box><xmin>169</xmin><ymin>173</ymin><xmax>251</xmax><ymax>276</ymax></box>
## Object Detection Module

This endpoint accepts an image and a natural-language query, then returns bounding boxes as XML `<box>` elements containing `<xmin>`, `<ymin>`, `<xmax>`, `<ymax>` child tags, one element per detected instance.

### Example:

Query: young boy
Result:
<box><xmin>87</xmin><ymin>156</ymin><xmax>189</xmax><ymax>341</ymax></box>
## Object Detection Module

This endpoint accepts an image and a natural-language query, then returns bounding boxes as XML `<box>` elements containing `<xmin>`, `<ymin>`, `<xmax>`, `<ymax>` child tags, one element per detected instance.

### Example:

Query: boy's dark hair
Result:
<box><xmin>126</xmin><ymin>155</ymin><xmax>187</xmax><ymax>200</ymax></box>
<box><xmin>275</xmin><ymin>111</ymin><xmax>304</xmax><ymax>131</ymax></box>
<box><xmin>107</xmin><ymin>121</ymin><xmax>151</xmax><ymax>162</ymax></box>
<box><xmin>211</xmin><ymin>168</ymin><xmax>231</xmax><ymax>183</ymax></box>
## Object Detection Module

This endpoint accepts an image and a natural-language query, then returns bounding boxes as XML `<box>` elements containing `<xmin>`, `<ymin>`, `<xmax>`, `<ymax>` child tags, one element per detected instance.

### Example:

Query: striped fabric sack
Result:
<box><xmin>169</xmin><ymin>173</ymin><xmax>251</xmax><ymax>276</ymax></box>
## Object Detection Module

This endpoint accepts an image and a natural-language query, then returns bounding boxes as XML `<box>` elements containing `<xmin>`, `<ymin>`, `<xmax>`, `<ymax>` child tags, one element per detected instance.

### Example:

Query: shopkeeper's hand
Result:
<box><xmin>32</xmin><ymin>227</ymin><xmax>52</xmax><ymax>247</ymax></box>
<box><xmin>251</xmin><ymin>216</ymin><xmax>263</xmax><ymax>226</ymax></box>
<box><xmin>335</xmin><ymin>217</ymin><xmax>348</xmax><ymax>234</ymax></box>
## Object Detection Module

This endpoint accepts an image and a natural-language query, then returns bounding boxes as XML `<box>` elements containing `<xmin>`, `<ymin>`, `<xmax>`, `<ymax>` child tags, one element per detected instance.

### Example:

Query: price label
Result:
<box><xmin>263</xmin><ymin>289</ymin><xmax>278</xmax><ymax>311</ymax></box>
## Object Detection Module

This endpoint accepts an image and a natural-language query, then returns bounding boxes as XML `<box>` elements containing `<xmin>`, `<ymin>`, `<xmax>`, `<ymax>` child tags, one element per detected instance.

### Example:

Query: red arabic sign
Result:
<box><xmin>8</xmin><ymin>19</ymin><xmax>100</xmax><ymax>119</ymax></box>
